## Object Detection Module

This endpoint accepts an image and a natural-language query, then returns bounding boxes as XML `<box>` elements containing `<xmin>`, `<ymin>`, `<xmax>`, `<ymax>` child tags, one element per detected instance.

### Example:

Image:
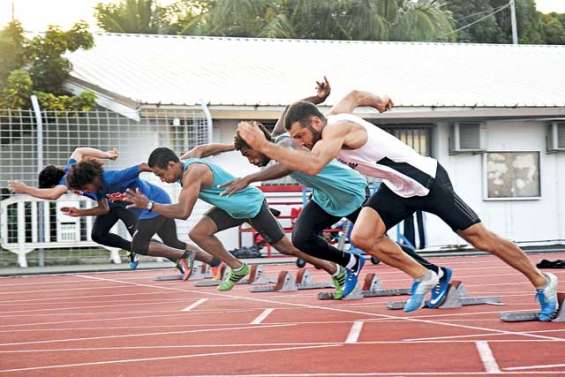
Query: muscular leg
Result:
<box><xmin>91</xmin><ymin>208</ymin><xmax>132</xmax><ymax>250</ymax></box>
<box><xmin>157</xmin><ymin>218</ymin><xmax>220</xmax><ymax>266</ymax></box>
<box><xmin>291</xmin><ymin>201</ymin><xmax>352</xmax><ymax>270</ymax></box>
<box><xmin>459</xmin><ymin>223</ymin><xmax>545</xmax><ymax>287</ymax></box>
<box><xmin>132</xmin><ymin>216</ymin><xmax>184</xmax><ymax>262</ymax></box>
<box><xmin>271</xmin><ymin>237</ymin><xmax>337</xmax><ymax>275</ymax></box>
<box><xmin>351</xmin><ymin>207</ymin><xmax>427</xmax><ymax>279</ymax></box>
<box><xmin>189</xmin><ymin>215</ymin><xmax>244</xmax><ymax>270</ymax></box>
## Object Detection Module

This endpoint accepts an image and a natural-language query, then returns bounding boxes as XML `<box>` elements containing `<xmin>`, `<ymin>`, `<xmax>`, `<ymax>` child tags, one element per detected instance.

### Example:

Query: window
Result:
<box><xmin>382</xmin><ymin>126</ymin><xmax>432</xmax><ymax>156</ymax></box>
<box><xmin>483</xmin><ymin>152</ymin><xmax>541</xmax><ymax>200</ymax></box>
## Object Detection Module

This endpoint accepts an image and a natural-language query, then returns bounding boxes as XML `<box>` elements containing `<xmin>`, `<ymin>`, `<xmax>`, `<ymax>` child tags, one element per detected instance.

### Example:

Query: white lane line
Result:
<box><xmin>505</xmin><ymin>363</ymin><xmax>565</xmax><ymax>371</ymax></box>
<box><xmin>0</xmin><ymin>324</ymin><xmax>292</xmax><ymax>347</ymax></box>
<box><xmin>251</xmin><ymin>308</ymin><xmax>275</xmax><ymax>325</ymax></box>
<box><xmin>0</xmin><ymin>343</ymin><xmax>340</xmax><ymax>374</ymax></box>
<box><xmin>475</xmin><ymin>341</ymin><xmax>501</xmax><ymax>374</ymax></box>
<box><xmin>73</xmin><ymin>274</ymin><xmax>565</xmax><ymax>343</ymax></box>
<box><xmin>344</xmin><ymin>320</ymin><xmax>364</xmax><ymax>344</ymax></box>
<box><xmin>182</xmin><ymin>298</ymin><xmax>208</xmax><ymax>312</ymax></box>
<box><xmin>0</xmin><ymin>338</ymin><xmax>563</xmax><ymax>354</ymax></box>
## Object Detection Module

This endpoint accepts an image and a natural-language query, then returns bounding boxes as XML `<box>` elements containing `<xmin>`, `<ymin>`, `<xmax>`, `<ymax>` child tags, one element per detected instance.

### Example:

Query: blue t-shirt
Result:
<box><xmin>93</xmin><ymin>165</ymin><xmax>171</xmax><ymax>220</ymax></box>
<box><xmin>181</xmin><ymin>158</ymin><xmax>264</xmax><ymax>219</ymax></box>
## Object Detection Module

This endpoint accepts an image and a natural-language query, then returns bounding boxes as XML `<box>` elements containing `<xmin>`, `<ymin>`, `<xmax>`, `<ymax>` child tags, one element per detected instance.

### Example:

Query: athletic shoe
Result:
<box><xmin>404</xmin><ymin>270</ymin><xmax>439</xmax><ymax>313</ymax></box>
<box><xmin>128</xmin><ymin>253</ymin><xmax>139</xmax><ymax>271</ymax></box>
<box><xmin>343</xmin><ymin>255</ymin><xmax>365</xmax><ymax>298</ymax></box>
<box><xmin>331</xmin><ymin>266</ymin><xmax>346</xmax><ymax>300</ymax></box>
<box><xmin>218</xmin><ymin>263</ymin><xmax>250</xmax><ymax>292</ymax></box>
<box><xmin>177</xmin><ymin>252</ymin><xmax>195</xmax><ymax>281</ymax></box>
<box><xmin>427</xmin><ymin>267</ymin><xmax>453</xmax><ymax>308</ymax></box>
<box><xmin>536</xmin><ymin>272</ymin><xmax>559</xmax><ymax>321</ymax></box>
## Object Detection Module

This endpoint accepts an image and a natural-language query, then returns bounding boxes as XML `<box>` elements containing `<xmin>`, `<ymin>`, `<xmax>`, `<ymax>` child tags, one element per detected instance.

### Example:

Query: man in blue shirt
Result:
<box><xmin>8</xmin><ymin>147</ymin><xmax>140</xmax><ymax>266</ymax></box>
<box><xmin>65</xmin><ymin>160</ymin><xmax>220</xmax><ymax>279</ymax></box>
<box><xmin>125</xmin><ymin>147</ymin><xmax>337</xmax><ymax>292</ymax></box>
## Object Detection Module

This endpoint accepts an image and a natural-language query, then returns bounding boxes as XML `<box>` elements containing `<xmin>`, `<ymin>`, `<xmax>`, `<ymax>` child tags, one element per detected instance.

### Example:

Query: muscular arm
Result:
<box><xmin>259</xmin><ymin>124</ymin><xmax>350</xmax><ymax>175</ymax></box>
<box><xmin>9</xmin><ymin>181</ymin><xmax>68</xmax><ymax>200</ymax></box>
<box><xmin>71</xmin><ymin>147</ymin><xmax>118</xmax><ymax>162</ymax></box>
<box><xmin>235</xmin><ymin>164</ymin><xmax>293</xmax><ymax>188</ymax></box>
<box><xmin>327</xmin><ymin>90</ymin><xmax>393</xmax><ymax>116</ymax></box>
<box><xmin>150</xmin><ymin>164</ymin><xmax>209</xmax><ymax>220</ymax></box>
<box><xmin>72</xmin><ymin>199</ymin><xmax>110</xmax><ymax>217</ymax></box>
<box><xmin>180</xmin><ymin>143</ymin><xmax>235</xmax><ymax>159</ymax></box>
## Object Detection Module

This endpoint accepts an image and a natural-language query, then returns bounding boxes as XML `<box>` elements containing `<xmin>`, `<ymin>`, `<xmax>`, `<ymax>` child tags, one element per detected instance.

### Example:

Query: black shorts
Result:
<box><xmin>204</xmin><ymin>200</ymin><xmax>285</xmax><ymax>244</ymax></box>
<box><xmin>365</xmin><ymin>164</ymin><xmax>481</xmax><ymax>232</ymax></box>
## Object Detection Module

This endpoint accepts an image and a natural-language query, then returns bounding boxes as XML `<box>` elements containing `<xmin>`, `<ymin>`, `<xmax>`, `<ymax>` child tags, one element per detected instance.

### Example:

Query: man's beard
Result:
<box><xmin>306</xmin><ymin>125</ymin><xmax>322</xmax><ymax>149</ymax></box>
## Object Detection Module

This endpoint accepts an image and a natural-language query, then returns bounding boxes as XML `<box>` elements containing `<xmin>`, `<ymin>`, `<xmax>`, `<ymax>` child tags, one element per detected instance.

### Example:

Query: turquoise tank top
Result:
<box><xmin>181</xmin><ymin>158</ymin><xmax>264</xmax><ymax>219</ymax></box>
<box><xmin>276</xmin><ymin>134</ymin><xmax>367</xmax><ymax>217</ymax></box>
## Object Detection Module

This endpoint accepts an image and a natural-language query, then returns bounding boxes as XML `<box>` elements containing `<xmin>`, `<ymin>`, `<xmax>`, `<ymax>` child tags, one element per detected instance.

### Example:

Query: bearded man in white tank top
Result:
<box><xmin>237</xmin><ymin>92</ymin><xmax>558</xmax><ymax>320</ymax></box>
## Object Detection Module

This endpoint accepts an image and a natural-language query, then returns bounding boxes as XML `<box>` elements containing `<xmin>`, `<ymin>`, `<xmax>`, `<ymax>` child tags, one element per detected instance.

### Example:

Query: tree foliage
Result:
<box><xmin>447</xmin><ymin>0</ymin><xmax>565</xmax><ymax>44</ymax></box>
<box><xmin>0</xmin><ymin>21</ymin><xmax>97</xmax><ymax>111</ymax></box>
<box><xmin>95</xmin><ymin>0</ymin><xmax>565</xmax><ymax>44</ymax></box>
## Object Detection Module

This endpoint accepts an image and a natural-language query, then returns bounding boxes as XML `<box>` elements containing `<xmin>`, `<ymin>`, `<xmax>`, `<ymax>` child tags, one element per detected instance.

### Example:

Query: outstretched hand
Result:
<box><xmin>106</xmin><ymin>148</ymin><xmax>119</xmax><ymax>160</ymax></box>
<box><xmin>8</xmin><ymin>180</ymin><xmax>28</xmax><ymax>194</ymax></box>
<box><xmin>315</xmin><ymin>76</ymin><xmax>331</xmax><ymax>101</ymax></box>
<box><xmin>180</xmin><ymin>146</ymin><xmax>201</xmax><ymax>160</ymax></box>
<box><xmin>60</xmin><ymin>207</ymin><xmax>81</xmax><ymax>217</ymax></box>
<box><xmin>376</xmin><ymin>96</ymin><xmax>394</xmax><ymax>113</ymax></box>
<box><xmin>236</xmin><ymin>121</ymin><xmax>268</xmax><ymax>151</ymax></box>
<box><xmin>218</xmin><ymin>177</ymin><xmax>249</xmax><ymax>196</ymax></box>
<box><xmin>125</xmin><ymin>188</ymin><xmax>149</xmax><ymax>209</ymax></box>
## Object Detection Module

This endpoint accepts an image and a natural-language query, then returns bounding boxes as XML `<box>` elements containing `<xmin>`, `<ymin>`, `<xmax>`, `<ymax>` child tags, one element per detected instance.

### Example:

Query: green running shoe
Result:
<box><xmin>218</xmin><ymin>263</ymin><xmax>250</xmax><ymax>291</ymax></box>
<box><xmin>331</xmin><ymin>266</ymin><xmax>346</xmax><ymax>300</ymax></box>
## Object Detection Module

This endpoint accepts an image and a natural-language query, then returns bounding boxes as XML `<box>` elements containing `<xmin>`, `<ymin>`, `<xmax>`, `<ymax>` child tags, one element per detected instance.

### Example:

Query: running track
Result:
<box><xmin>0</xmin><ymin>252</ymin><xmax>564</xmax><ymax>376</ymax></box>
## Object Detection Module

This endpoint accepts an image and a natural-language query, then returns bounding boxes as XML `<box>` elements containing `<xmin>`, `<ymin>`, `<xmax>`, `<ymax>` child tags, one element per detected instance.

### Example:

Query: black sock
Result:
<box><xmin>210</xmin><ymin>257</ymin><xmax>222</xmax><ymax>267</ymax></box>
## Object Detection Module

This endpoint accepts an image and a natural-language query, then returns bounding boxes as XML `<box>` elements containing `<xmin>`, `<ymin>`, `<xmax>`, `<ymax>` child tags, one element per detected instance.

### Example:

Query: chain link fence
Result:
<box><xmin>0</xmin><ymin>106</ymin><xmax>211</xmax><ymax>268</ymax></box>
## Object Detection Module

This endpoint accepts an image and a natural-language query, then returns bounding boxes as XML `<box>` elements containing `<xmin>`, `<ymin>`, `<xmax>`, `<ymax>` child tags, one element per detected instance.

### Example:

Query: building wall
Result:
<box><xmin>429</xmin><ymin>119</ymin><xmax>565</xmax><ymax>248</ymax></box>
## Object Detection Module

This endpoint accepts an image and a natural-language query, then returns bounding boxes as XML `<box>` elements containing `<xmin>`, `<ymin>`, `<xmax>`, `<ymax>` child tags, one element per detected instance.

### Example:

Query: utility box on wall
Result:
<box><xmin>547</xmin><ymin>121</ymin><xmax>565</xmax><ymax>152</ymax></box>
<box><xmin>449</xmin><ymin>122</ymin><xmax>486</xmax><ymax>154</ymax></box>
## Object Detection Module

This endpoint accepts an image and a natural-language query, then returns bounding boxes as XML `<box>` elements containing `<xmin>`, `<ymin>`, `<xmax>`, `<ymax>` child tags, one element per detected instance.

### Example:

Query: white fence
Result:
<box><xmin>0</xmin><ymin>194</ymin><xmax>124</xmax><ymax>267</ymax></box>
<box><xmin>0</xmin><ymin>107</ymin><xmax>211</xmax><ymax>267</ymax></box>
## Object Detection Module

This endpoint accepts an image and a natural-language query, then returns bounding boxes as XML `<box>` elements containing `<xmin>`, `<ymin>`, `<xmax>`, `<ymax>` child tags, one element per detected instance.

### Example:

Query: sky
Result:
<box><xmin>1</xmin><ymin>0</ymin><xmax>565</xmax><ymax>32</ymax></box>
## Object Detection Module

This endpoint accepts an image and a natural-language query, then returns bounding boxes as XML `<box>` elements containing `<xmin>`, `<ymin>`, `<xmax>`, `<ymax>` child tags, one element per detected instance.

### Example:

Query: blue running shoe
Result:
<box><xmin>343</xmin><ymin>255</ymin><xmax>365</xmax><ymax>298</ymax></box>
<box><xmin>128</xmin><ymin>253</ymin><xmax>139</xmax><ymax>270</ymax></box>
<box><xmin>404</xmin><ymin>271</ymin><xmax>438</xmax><ymax>313</ymax></box>
<box><xmin>537</xmin><ymin>272</ymin><xmax>558</xmax><ymax>321</ymax></box>
<box><xmin>427</xmin><ymin>267</ymin><xmax>452</xmax><ymax>309</ymax></box>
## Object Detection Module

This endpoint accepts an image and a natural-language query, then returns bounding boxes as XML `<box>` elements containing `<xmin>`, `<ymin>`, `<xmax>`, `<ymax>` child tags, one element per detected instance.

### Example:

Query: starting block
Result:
<box><xmin>250</xmin><ymin>268</ymin><xmax>334</xmax><ymax>293</ymax></box>
<box><xmin>500</xmin><ymin>292</ymin><xmax>565</xmax><ymax>322</ymax></box>
<box><xmin>195</xmin><ymin>264</ymin><xmax>274</xmax><ymax>287</ymax></box>
<box><xmin>318</xmin><ymin>273</ymin><xmax>410</xmax><ymax>301</ymax></box>
<box><xmin>387</xmin><ymin>280</ymin><xmax>502</xmax><ymax>310</ymax></box>
<box><xmin>295</xmin><ymin>268</ymin><xmax>334</xmax><ymax>290</ymax></box>
<box><xmin>250</xmin><ymin>270</ymin><xmax>298</xmax><ymax>292</ymax></box>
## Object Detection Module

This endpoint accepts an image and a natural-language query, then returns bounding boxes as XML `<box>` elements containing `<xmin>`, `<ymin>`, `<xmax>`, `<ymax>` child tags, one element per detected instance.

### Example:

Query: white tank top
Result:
<box><xmin>328</xmin><ymin>113</ymin><xmax>438</xmax><ymax>198</ymax></box>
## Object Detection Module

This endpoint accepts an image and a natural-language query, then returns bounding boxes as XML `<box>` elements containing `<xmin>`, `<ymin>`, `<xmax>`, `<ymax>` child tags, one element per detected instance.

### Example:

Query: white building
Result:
<box><xmin>58</xmin><ymin>34</ymin><xmax>565</xmax><ymax>251</ymax></box>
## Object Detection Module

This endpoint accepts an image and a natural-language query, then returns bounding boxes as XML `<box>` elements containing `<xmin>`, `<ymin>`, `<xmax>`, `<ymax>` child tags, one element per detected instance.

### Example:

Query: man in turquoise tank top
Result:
<box><xmin>125</xmin><ymin>147</ymin><xmax>337</xmax><ymax>292</ymax></box>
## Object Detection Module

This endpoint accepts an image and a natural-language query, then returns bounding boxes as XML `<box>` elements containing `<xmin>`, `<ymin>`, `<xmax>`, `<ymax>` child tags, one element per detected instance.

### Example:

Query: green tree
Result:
<box><xmin>447</xmin><ymin>0</ymin><xmax>557</xmax><ymax>44</ymax></box>
<box><xmin>191</xmin><ymin>0</ymin><xmax>454</xmax><ymax>42</ymax></box>
<box><xmin>0</xmin><ymin>21</ymin><xmax>26</xmax><ymax>85</ymax></box>
<box><xmin>0</xmin><ymin>21</ymin><xmax>96</xmax><ymax>111</ymax></box>
<box><xmin>95</xmin><ymin>0</ymin><xmax>170</xmax><ymax>33</ymax></box>
<box><xmin>541</xmin><ymin>12</ymin><xmax>565</xmax><ymax>44</ymax></box>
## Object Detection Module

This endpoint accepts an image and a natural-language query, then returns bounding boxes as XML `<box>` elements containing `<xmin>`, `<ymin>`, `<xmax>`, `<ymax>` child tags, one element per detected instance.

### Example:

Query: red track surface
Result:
<box><xmin>1</xmin><ymin>252</ymin><xmax>565</xmax><ymax>376</ymax></box>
